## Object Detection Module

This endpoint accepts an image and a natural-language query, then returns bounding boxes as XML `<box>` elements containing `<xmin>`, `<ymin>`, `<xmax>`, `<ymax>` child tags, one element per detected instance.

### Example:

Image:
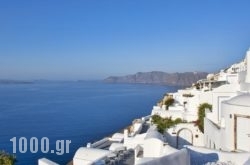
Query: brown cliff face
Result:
<box><xmin>104</xmin><ymin>71</ymin><xmax>208</xmax><ymax>86</ymax></box>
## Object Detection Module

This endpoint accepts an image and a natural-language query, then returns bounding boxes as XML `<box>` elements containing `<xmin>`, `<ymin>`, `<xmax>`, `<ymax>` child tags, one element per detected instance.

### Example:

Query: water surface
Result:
<box><xmin>0</xmin><ymin>81</ymin><xmax>178</xmax><ymax>164</ymax></box>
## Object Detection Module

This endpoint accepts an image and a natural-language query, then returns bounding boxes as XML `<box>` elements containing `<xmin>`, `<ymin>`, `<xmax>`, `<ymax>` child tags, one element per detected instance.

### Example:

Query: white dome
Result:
<box><xmin>224</xmin><ymin>94</ymin><xmax>250</xmax><ymax>107</ymax></box>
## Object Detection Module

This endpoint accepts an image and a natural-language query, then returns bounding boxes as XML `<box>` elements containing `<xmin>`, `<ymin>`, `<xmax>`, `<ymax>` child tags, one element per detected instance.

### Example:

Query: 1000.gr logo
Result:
<box><xmin>10</xmin><ymin>137</ymin><xmax>71</xmax><ymax>155</ymax></box>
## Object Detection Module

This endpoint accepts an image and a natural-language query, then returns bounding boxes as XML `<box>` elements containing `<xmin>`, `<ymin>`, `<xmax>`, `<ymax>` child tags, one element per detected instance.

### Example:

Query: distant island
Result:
<box><xmin>0</xmin><ymin>80</ymin><xmax>33</xmax><ymax>84</ymax></box>
<box><xmin>104</xmin><ymin>71</ymin><xmax>208</xmax><ymax>86</ymax></box>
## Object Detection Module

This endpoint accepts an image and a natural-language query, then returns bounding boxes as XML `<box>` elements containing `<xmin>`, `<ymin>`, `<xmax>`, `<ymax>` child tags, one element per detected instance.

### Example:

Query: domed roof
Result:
<box><xmin>224</xmin><ymin>94</ymin><xmax>250</xmax><ymax>107</ymax></box>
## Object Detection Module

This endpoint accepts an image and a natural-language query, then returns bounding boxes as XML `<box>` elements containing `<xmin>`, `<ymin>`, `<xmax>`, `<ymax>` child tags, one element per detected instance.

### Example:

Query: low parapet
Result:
<box><xmin>136</xmin><ymin>149</ymin><xmax>190</xmax><ymax>165</ymax></box>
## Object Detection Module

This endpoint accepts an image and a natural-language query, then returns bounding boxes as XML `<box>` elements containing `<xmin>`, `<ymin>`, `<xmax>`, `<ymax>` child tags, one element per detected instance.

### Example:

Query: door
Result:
<box><xmin>237</xmin><ymin>117</ymin><xmax>250</xmax><ymax>151</ymax></box>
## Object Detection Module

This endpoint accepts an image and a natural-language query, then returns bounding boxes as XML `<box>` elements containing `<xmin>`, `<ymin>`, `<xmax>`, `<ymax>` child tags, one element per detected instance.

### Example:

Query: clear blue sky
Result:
<box><xmin>1</xmin><ymin>0</ymin><xmax>250</xmax><ymax>80</ymax></box>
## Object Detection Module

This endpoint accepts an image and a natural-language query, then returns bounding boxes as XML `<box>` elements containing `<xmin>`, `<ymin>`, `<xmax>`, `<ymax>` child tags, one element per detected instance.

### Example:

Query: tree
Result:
<box><xmin>196</xmin><ymin>103</ymin><xmax>212</xmax><ymax>133</ymax></box>
<box><xmin>0</xmin><ymin>150</ymin><xmax>16</xmax><ymax>165</ymax></box>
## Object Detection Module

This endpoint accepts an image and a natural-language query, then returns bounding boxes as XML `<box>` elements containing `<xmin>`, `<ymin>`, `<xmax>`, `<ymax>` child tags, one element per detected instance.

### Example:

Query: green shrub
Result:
<box><xmin>0</xmin><ymin>150</ymin><xmax>16</xmax><ymax>165</ymax></box>
<box><xmin>151</xmin><ymin>115</ymin><xmax>182</xmax><ymax>134</ymax></box>
<box><xmin>174</xmin><ymin>118</ymin><xmax>182</xmax><ymax>124</ymax></box>
<box><xmin>196</xmin><ymin>103</ymin><xmax>212</xmax><ymax>133</ymax></box>
<box><xmin>152</xmin><ymin>114</ymin><xmax>162</xmax><ymax>123</ymax></box>
<box><xmin>164</xmin><ymin>97</ymin><xmax>174</xmax><ymax>110</ymax></box>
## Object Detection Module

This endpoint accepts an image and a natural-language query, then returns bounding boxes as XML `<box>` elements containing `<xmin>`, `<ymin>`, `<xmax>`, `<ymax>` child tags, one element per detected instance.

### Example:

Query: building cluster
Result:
<box><xmin>39</xmin><ymin>49</ymin><xmax>250</xmax><ymax>165</ymax></box>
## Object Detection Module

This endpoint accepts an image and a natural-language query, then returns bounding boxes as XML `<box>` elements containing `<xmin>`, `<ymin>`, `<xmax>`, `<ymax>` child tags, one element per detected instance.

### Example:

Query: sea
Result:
<box><xmin>0</xmin><ymin>81</ymin><xmax>179</xmax><ymax>165</ymax></box>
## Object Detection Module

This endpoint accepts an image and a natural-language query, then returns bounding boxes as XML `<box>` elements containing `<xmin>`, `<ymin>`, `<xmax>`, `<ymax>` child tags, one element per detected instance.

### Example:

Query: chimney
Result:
<box><xmin>246</xmin><ymin>48</ymin><xmax>250</xmax><ymax>83</ymax></box>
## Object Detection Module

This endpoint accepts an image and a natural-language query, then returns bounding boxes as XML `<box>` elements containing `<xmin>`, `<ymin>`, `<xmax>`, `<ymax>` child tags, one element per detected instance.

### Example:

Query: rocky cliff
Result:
<box><xmin>104</xmin><ymin>71</ymin><xmax>208</xmax><ymax>86</ymax></box>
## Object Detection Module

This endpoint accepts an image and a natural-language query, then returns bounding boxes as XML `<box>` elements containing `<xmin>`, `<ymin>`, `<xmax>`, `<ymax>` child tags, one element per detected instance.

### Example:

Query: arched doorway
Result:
<box><xmin>176</xmin><ymin>128</ymin><xmax>193</xmax><ymax>149</ymax></box>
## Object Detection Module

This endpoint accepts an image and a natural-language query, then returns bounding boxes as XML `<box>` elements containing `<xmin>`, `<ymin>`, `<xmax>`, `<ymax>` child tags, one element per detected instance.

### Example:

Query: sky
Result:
<box><xmin>0</xmin><ymin>0</ymin><xmax>250</xmax><ymax>80</ymax></box>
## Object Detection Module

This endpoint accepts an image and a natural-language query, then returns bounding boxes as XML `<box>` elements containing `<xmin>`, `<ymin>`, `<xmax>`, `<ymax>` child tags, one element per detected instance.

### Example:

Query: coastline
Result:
<box><xmin>0</xmin><ymin>82</ymin><xmax>173</xmax><ymax>165</ymax></box>
<box><xmin>38</xmin><ymin>53</ymin><xmax>250</xmax><ymax>165</ymax></box>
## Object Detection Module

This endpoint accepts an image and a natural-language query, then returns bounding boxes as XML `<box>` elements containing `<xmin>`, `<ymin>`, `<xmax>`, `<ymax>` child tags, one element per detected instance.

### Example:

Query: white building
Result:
<box><xmin>144</xmin><ymin>48</ymin><xmax>250</xmax><ymax>164</ymax></box>
<box><xmin>39</xmin><ymin>48</ymin><xmax>250</xmax><ymax>165</ymax></box>
<box><xmin>73</xmin><ymin>147</ymin><xmax>111</xmax><ymax>165</ymax></box>
<box><xmin>205</xmin><ymin>93</ymin><xmax>250</xmax><ymax>151</ymax></box>
<box><xmin>204</xmin><ymin>49</ymin><xmax>250</xmax><ymax>152</ymax></box>
<box><xmin>123</xmin><ymin>126</ymin><xmax>185</xmax><ymax>164</ymax></box>
<box><xmin>165</xmin><ymin>123</ymin><xmax>204</xmax><ymax>149</ymax></box>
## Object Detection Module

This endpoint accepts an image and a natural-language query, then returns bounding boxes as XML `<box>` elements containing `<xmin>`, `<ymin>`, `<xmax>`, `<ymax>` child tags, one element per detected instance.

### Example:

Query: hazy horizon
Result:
<box><xmin>1</xmin><ymin>0</ymin><xmax>249</xmax><ymax>80</ymax></box>
<box><xmin>0</xmin><ymin>70</ymin><xmax>210</xmax><ymax>81</ymax></box>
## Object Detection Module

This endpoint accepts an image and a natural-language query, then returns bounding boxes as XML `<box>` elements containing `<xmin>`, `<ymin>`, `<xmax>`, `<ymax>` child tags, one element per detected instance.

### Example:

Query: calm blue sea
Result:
<box><xmin>0</xmin><ymin>81</ymin><xmax>178</xmax><ymax>165</ymax></box>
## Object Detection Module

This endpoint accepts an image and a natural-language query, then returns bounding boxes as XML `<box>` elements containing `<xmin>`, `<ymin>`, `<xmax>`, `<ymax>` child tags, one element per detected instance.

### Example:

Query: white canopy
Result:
<box><xmin>73</xmin><ymin>147</ymin><xmax>111</xmax><ymax>165</ymax></box>
<box><xmin>109</xmin><ymin>143</ymin><xmax>126</xmax><ymax>152</ymax></box>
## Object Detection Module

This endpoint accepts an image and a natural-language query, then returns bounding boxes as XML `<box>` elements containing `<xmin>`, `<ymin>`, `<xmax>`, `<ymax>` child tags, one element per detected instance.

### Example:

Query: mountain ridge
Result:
<box><xmin>104</xmin><ymin>71</ymin><xmax>208</xmax><ymax>86</ymax></box>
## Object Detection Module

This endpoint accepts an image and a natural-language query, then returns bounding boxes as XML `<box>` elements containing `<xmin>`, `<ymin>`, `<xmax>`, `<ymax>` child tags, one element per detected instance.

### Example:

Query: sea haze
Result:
<box><xmin>0</xmin><ymin>81</ymin><xmax>179</xmax><ymax>165</ymax></box>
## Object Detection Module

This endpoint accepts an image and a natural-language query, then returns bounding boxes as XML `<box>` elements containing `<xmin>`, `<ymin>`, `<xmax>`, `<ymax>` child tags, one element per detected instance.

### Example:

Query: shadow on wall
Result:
<box><xmin>186</xmin><ymin>148</ymin><xmax>219</xmax><ymax>165</ymax></box>
<box><xmin>165</xmin><ymin>132</ymin><xmax>176</xmax><ymax>148</ymax></box>
<box><xmin>137</xmin><ymin>149</ymin><xmax>190</xmax><ymax>165</ymax></box>
<box><xmin>164</xmin><ymin>132</ymin><xmax>192</xmax><ymax>149</ymax></box>
<box><xmin>177</xmin><ymin>137</ymin><xmax>192</xmax><ymax>149</ymax></box>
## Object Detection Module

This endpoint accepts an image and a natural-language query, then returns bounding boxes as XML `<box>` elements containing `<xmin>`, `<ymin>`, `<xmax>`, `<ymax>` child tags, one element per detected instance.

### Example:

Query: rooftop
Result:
<box><xmin>224</xmin><ymin>94</ymin><xmax>250</xmax><ymax>107</ymax></box>
<box><xmin>73</xmin><ymin>147</ymin><xmax>111</xmax><ymax>163</ymax></box>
